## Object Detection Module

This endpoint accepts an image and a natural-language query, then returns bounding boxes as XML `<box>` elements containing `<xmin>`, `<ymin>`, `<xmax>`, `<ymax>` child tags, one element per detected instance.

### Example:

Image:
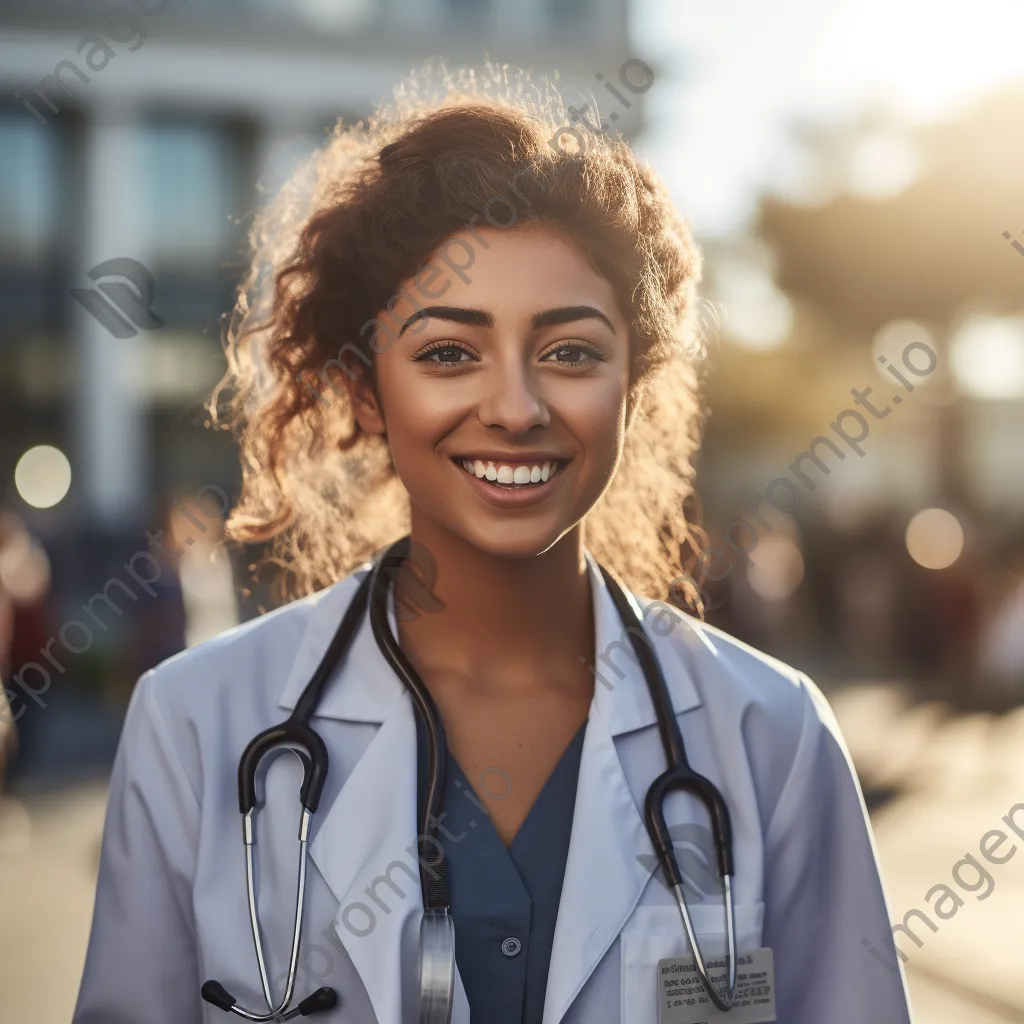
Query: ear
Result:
<box><xmin>343</xmin><ymin>369</ymin><xmax>387</xmax><ymax>436</ymax></box>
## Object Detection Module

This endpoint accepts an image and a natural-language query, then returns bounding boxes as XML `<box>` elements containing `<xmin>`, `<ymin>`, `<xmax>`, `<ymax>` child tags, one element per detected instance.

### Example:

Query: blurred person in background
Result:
<box><xmin>932</xmin><ymin>554</ymin><xmax>982</xmax><ymax>703</ymax></box>
<box><xmin>834</xmin><ymin>526</ymin><xmax>899</xmax><ymax>681</ymax></box>
<box><xmin>978</xmin><ymin>540</ymin><xmax>1024</xmax><ymax>695</ymax></box>
<box><xmin>901</xmin><ymin>548</ymin><xmax>982</xmax><ymax>706</ymax></box>
<box><xmin>0</xmin><ymin>511</ymin><xmax>52</xmax><ymax>788</ymax></box>
<box><xmin>114</xmin><ymin>491</ymin><xmax>238</xmax><ymax>711</ymax></box>
<box><xmin>0</xmin><ymin>568</ymin><xmax>14</xmax><ymax>791</ymax></box>
<box><xmin>118</xmin><ymin>494</ymin><xmax>189</xmax><ymax>706</ymax></box>
<box><xmin>171</xmin><ymin>494</ymin><xmax>240</xmax><ymax>649</ymax></box>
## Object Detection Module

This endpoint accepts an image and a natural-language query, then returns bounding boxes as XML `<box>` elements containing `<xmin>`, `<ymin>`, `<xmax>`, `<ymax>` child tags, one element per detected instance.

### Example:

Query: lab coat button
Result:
<box><xmin>501</xmin><ymin>937</ymin><xmax>522</xmax><ymax>957</ymax></box>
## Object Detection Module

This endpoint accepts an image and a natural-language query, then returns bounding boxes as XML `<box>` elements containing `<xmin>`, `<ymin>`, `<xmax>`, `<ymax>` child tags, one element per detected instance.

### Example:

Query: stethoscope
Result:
<box><xmin>201</xmin><ymin>536</ymin><xmax>738</xmax><ymax>1022</ymax></box>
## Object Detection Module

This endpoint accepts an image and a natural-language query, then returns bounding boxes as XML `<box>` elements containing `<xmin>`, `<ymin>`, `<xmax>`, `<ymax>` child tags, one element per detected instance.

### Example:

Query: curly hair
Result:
<box><xmin>210</xmin><ymin>61</ymin><xmax>711</xmax><ymax>611</ymax></box>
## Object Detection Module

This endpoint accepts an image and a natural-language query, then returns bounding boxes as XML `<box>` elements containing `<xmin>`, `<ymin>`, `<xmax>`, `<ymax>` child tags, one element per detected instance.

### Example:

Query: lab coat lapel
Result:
<box><xmin>310</xmin><ymin>688</ymin><xmax>418</xmax><ymax>1024</ymax></box>
<box><xmin>541</xmin><ymin>699</ymin><xmax>654</xmax><ymax>1024</ymax></box>
<box><xmin>309</xmin><ymin>698</ymin><xmax>473</xmax><ymax>1024</ymax></box>
<box><xmin>541</xmin><ymin>557</ymin><xmax>703</xmax><ymax>1024</ymax></box>
<box><xmin>278</xmin><ymin>575</ymin><xmax>470</xmax><ymax>1024</ymax></box>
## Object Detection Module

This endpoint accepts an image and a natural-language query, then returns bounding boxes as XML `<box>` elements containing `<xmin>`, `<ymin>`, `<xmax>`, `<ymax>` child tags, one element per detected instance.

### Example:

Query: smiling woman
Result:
<box><xmin>212</xmin><ymin>64</ymin><xmax>707</xmax><ymax>606</ymax></box>
<box><xmin>345</xmin><ymin>225</ymin><xmax>637</xmax><ymax>560</ymax></box>
<box><xmin>74</xmin><ymin>63</ymin><xmax>914</xmax><ymax>1024</ymax></box>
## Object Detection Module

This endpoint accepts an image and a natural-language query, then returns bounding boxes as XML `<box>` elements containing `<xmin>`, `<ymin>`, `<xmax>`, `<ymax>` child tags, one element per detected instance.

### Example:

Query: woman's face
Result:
<box><xmin>350</xmin><ymin>223</ymin><xmax>631</xmax><ymax>559</ymax></box>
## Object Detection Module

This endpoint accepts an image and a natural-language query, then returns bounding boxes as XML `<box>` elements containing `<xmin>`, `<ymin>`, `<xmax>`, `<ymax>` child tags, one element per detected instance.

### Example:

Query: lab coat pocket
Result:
<box><xmin>620</xmin><ymin>901</ymin><xmax>764</xmax><ymax>1024</ymax></box>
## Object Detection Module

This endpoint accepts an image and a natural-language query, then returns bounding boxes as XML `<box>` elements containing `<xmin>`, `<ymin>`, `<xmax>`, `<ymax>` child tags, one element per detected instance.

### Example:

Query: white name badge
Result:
<box><xmin>657</xmin><ymin>947</ymin><xmax>776</xmax><ymax>1024</ymax></box>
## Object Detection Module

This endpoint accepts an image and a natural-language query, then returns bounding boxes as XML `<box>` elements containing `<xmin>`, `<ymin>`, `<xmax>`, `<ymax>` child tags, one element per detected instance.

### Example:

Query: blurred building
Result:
<box><xmin>0</xmin><ymin>0</ymin><xmax>644</xmax><ymax>532</ymax></box>
<box><xmin>2</xmin><ymin>0</ymin><xmax>1021</xmax><ymax>741</ymax></box>
<box><xmin>693</xmin><ymin>89</ymin><xmax>1024</xmax><ymax>698</ymax></box>
<box><xmin>0</xmin><ymin>0</ymin><xmax>648</xmax><ymax>781</ymax></box>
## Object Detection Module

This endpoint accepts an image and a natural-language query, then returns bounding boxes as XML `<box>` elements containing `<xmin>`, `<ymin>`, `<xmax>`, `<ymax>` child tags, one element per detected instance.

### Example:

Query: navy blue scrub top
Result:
<box><xmin>415</xmin><ymin>713</ymin><xmax>588</xmax><ymax>1024</ymax></box>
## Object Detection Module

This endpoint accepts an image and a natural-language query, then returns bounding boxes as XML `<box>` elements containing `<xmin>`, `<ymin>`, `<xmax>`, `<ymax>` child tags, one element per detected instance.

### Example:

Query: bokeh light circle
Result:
<box><xmin>748</xmin><ymin>535</ymin><xmax>805</xmax><ymax>601</ymax></box>
<box><xmin>872</xmin><ymin>319</ymin><xmax>936</xmax><ymax>381</ymax></box>
<box><xmin>905</xmin><ymin>508</ymin><xmax>964</xmax><ymax>570</ymax></box>
<box><xmin>14</xmin><ymin>445</ymin><xmax>72</xmax><ymax>509</ymax></box>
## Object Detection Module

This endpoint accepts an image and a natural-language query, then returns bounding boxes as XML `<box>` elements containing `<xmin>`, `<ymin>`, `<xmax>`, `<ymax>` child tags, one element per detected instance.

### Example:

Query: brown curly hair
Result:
<box><xmin>211</xmin><ymin>62</ymin><xmax>711</xmax><ymax>610</ymax></box>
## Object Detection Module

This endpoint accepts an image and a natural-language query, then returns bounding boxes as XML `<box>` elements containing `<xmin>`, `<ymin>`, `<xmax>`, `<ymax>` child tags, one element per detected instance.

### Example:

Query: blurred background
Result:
<box><xmin>1</xmin><ymin>0</ymin><xmax>1022</xmax><ymax>1020</ymax></box>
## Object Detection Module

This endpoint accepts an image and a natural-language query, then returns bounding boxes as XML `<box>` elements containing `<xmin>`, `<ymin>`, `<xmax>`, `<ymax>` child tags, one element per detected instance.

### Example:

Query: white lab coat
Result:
<box><xmin>73</xmin><ymin>553</ymin><xmax>914</xmax><ymax>1024</ymax></box>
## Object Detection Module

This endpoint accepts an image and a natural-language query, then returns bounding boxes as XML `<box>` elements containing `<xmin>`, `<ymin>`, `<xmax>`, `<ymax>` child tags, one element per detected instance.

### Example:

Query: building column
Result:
<box><xmin>73</xmin><ymin>105</ymin><xmax>149</xmax><ymax>527</ymax></box>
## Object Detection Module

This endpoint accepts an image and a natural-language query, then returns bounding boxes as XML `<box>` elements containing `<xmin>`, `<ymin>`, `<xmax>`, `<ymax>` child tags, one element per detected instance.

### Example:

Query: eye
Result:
<box><xmin>413</xmin><ymin>341</ymin><xmax>477</xmax><ymax>367</ymax></box>
<box><xmin>540</xmin><ymin>341</ymin><xmax>605</xmax><ymax>367</ymax></box>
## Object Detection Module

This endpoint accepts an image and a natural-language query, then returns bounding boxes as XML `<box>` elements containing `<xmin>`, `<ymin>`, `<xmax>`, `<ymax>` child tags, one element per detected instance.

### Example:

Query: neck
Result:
<box><xmin>395</xmin><ymin>511</ymin><xmax>595</xmax><ymax>690</ymax></box>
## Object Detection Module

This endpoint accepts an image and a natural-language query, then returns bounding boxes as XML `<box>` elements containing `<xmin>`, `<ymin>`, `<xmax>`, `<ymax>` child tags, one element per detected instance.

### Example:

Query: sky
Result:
<box><xmin>632</xmin><ymin>0</ymin><xmax>1024</xmax><ymax>237</ymax></box>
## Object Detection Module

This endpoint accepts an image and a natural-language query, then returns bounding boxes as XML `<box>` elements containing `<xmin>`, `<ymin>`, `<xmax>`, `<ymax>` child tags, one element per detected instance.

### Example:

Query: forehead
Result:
<box><xmin>419</xmin><ymin>223</ymin><xmax>625</xmax><ymax>324</ymax></box>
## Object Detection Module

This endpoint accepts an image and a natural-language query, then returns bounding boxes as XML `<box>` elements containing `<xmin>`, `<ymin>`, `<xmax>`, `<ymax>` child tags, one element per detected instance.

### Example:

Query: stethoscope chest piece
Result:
<box><xmin>417</xmin><ymin>907</ymin><xmax>456</xmax><ymax>1024</ymax></box>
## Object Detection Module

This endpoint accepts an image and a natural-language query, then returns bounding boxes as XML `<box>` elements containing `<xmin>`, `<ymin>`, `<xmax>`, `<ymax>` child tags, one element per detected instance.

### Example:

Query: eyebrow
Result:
<box><xmin>531</xmin><ymin>305</ymin><xmax>616</xmax><ymax>333</ymax></box>
<box><xmin>399</xmin><ymin>304</ymin><xmax>616</xmax><ymax>336</ymax></box>
<box><xmin>399</xmin><ymin>306</ymin><xmax>491</xmax><ymax>336</ymax></box>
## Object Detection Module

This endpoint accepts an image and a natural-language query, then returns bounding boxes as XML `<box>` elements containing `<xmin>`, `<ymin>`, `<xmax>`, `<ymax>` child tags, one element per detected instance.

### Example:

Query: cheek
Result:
<box><xmin>555</xmin><ymin>374</ymin><xmax>628</xmax><ymax>461</ymax></box>
<box><xmin>374</xmin><ymin>359</ymin><xmax>468</xmax><ymax>463</ymax></box>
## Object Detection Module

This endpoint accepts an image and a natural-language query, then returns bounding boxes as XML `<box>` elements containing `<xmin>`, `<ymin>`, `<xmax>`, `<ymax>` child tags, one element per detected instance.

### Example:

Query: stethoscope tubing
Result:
<box><xmin>202</xmin><ymin>537</ymin><xmax>738</xmax><ymax>1020</ymax></box>
<box><xmin>367</xmin><ymin>539</ymin><xmax>451</xmax><ymax>913</ymax></box>
<box><xmin>597</xmin><ymin>565</ymin><xmax>738</xmax><ymax>1010</ymax></box>
<box><xmin>367</xmin><ymin>540</ymin><xmax>455</xmax><ymax>1022</ymax></box>
<box><xmin>200</xmin><ymin>583</ymin><xmax>371</xmax><ymax>1020</ymax></box>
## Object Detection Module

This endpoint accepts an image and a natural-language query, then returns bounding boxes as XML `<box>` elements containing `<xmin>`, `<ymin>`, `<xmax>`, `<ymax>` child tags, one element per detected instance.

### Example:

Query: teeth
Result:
<box><xmin>456</xmin><ymin>459</ymin><xmax>561</xmax><ymax>487</ymax></box>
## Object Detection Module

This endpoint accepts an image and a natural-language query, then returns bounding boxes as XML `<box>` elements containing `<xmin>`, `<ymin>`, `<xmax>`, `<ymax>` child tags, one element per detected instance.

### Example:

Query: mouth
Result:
<box><xmin>451</xmin><ymin>457</ymin><xmax>569</xmax><ymax>489</ymax></box>
<box><xmin>449</xmin><ymin>455</ymin><xmax>573</xmax><ymax>509</ymax></box>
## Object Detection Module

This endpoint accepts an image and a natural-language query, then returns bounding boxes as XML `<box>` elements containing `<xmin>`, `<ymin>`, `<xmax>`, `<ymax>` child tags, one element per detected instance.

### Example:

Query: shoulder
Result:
<box><xmin>635</xmin><ymin>595</ymin><xmax>848</xmax><ymax>827</ymax></box>
<box><xmin>130</xmin><ymin>570</ymin><xmax>365</xmax><ymax>739</ymax></box>
<box><xmin>636</xmin><ymin>594</ymin><xmax>817</xmax><ymax>727</ymax></box>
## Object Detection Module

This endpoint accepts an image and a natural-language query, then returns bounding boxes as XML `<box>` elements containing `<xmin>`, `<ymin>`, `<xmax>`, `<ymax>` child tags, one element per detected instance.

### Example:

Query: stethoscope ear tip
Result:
<box><xmin>297</xmin><ymin>986</ymin><xmax>339</xmax><ymax>1016</ymax></box>
<box><xmin>200</xmin><ymin>980</ymin><xmax>237</xmax><ymax>1011</ymax></box>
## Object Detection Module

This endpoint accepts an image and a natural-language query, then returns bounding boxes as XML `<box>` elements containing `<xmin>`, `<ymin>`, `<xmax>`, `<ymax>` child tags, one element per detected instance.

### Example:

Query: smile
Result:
<box><xmin>452</xmin><ymin>457</ymin><xmax>565</xmax><ymax>488</ymax></box>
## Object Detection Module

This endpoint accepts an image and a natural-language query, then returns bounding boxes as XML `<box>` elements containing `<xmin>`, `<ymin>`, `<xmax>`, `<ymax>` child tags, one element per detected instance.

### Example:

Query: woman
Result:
<box><xmin>74</xmin><ymin>67</ymin><xmax>913</xmax><ymax>1024</ymax></box>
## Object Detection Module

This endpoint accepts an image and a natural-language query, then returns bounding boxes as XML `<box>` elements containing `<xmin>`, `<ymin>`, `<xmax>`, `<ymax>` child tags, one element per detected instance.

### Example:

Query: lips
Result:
<box><xmin>448</xmin><ymin>455</ymin><xmax>572</xmax><ymax>509</ymax></box>
<box><xmin>453</xmin><ymin>457</ymin><xmax>562</xmax><ymax>488</ymax></box>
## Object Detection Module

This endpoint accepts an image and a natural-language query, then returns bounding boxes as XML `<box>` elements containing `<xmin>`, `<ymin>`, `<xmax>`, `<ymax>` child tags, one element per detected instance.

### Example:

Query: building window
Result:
<box><xmin>550</xmin><ymin>0</ymin><xmax>589</xmax><ymax>24</ymax></box>
<box><xmin>140</xmin><ymin>120</ymin><xmax>237</xmax><ymax>266</ymax></box>
<box><xmin>447</xmin><ymin>0</ymin><xmax>492</xmax><ymax>21</ymax></box>
<box><xmin>0</xmin><ymin>114</ymin><xmax>59</xmax><ymax>265</ymax></box>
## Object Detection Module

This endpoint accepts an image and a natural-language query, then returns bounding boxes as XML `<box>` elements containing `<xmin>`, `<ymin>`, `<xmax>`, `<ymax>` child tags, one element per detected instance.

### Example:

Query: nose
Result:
<box><xmin>477</xmin><ymin>358</ymin><xmax>550</xmax><ymax>437</ymax></box>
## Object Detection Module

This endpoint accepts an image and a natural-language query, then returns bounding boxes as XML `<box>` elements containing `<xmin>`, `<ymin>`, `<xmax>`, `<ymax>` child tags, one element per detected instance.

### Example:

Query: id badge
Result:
<box><xmin>657</xmin><ymin>947</ymin><xmax>776</xmax><ymax>1024</ymax></box>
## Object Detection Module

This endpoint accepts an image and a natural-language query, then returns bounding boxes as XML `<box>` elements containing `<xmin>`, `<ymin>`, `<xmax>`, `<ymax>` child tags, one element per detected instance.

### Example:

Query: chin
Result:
<box><xmin>449</xmin><ymin>515</ymin><xmax>577</xmax><ymax>562</ymax></box>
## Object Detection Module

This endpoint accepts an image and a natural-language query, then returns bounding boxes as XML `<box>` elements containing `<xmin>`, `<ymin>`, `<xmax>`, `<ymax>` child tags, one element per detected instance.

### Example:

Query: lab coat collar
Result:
<box><xmin>278</xmin><ymin>550</ymin><xmax>704</xmax><ymax>1024</ymax></box>
<box><xmin>581</xmin><ymin>550</ymin><xmax>703</xmax><ymax>733</ymax></box>
<box><xmin>276</xmin><ymin>570</ymin><xmax>407</xmax><ymax>724</ymax></box>
<box><xmin>276</xmin><ymin>551</ymin><xmax>703</xmax><ymax>732</ymax></box>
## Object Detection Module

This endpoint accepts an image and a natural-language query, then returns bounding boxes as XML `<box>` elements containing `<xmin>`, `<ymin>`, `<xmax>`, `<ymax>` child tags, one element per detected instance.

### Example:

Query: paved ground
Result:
<box><xmin>829</xmin><ymin>684</ymin><xmax>1024</xmax><ymax>1022</ymax></box>
<box><xmin>1</xmin><ymin>682</ymin><xmax>1022</xmax><ymax>1023</ymax></box>
<box><xmin>831</xmin><ymin>684</ymin><xmax>1024</xmax><ymax>1019</ymax></box>
<box><xmin>0</xmin><ymin>780</ymin><xmax>109</xmax><ymax>1024</ymax></box>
